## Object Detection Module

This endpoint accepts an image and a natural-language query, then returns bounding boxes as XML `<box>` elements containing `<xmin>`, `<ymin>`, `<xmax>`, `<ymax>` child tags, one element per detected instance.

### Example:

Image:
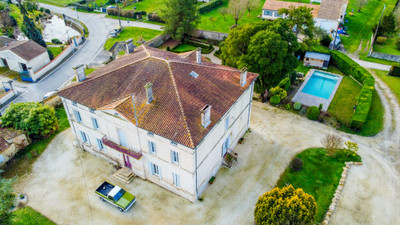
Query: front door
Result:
<box><xmin>123</xmin><ymin>154</ymin><xmax>132</xmax><ymax>169</ymax></box>
<box><xmin>222</xmin><ymin>136</ymin><xmax>230</xmax><ymax>156</ymax></box>
<box><xmin>1</xmin><ymin>58</ymin><xmax>8</xmax><ymax>67</ymax></box>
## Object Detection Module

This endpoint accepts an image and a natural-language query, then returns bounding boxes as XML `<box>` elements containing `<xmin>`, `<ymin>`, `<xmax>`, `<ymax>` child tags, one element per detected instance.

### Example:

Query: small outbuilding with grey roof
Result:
<box><xmin>303</xmin><ymin>51</ymin><xmax>331</xmax><ymax>69</ymax></box>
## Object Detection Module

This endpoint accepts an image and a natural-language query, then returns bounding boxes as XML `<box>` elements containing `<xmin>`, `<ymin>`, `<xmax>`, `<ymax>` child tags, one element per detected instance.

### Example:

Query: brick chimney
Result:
<box><xmin>125</xmin><ymin>39</ymin><xmax>136</xmax><ymax>54</ymax></box>
<box><xmin>196</xmin><ymin>47</ymin><xmax>202</xmax><ymax>64</ymax></box>
<box><xmin>73</xmin><ymin>64</ymin><xmax>86</xmax><ymax>82</ymax></box>
<box><xmin>201</xmin><ymin>104</ymin><xmax>211</xmax><ymax>128</ymax></box>
<box><xmin>144</xmin><ymin>82</ymin><xmax>153</xmax><ymax>103</ymax></box>
<box><xmin>240</xmin><ymin>68</ymin><xmax>247</xmax><ymax>87</ymax></box>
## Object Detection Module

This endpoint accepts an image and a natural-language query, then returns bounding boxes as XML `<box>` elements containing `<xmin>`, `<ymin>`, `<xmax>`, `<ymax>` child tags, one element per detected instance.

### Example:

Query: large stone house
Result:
<box><xmin>262</xmin><ymin>0</ymin><xmax>348</xmax><ymax>32</ymax></box>
<box><xmin>0</xmin><ymin>39</ymin><xmax>50</xmax><ymax>81</ymax></box>
<box><xmin>57</xmin><ymin>45</ymin><xmax>258</xmax><ymax>202</ymax></box>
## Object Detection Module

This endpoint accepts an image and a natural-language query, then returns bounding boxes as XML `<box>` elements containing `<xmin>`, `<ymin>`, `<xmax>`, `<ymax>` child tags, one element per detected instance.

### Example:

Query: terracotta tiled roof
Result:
<box><xmin>0</xmin><ymin>40</ymin><xmax>47</xmax><ymax>61</ymax></box>
<box><xmin>57</xmin><ymin>45</ymin><xmax>258</xmax><ymax>148</ymax></box>
<box><xmin>317</xmin><ymin>0</ymin><xmax>348</xmax><ymax>20</ymax></box>
<box><xmin>262</xmin><ymin>0</ymin><xmax>320</xmax><ymax>17</ymax></box>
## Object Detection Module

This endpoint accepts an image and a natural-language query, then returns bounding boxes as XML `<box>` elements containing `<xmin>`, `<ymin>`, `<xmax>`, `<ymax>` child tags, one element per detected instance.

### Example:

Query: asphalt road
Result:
<box><xmin>1</xmin><ymin>4</ymin><xmax>162</xmax><ymax>112</ymax></box>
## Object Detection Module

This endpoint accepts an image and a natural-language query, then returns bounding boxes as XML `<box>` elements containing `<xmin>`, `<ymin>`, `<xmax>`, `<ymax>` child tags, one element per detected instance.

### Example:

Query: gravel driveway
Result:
<box><xmin>15</xmin><ymin>94</ymin><xmax>400</xmax><ymax>225</ymax></box>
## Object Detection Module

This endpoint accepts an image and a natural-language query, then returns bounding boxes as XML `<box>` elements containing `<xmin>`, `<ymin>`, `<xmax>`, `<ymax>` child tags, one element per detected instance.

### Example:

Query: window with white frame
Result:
<box><xmin>74</xmin><ymin>110</ymin><xmax>82</xmax><ymax>123</ymax></box>
<box><xmin>80</xmin><ymin>131</ymin><xmax>90</xmax><ymax>145</ymax></box>
<box><xmin>117</xmin><ymin>128</ymin><xmax>128</xmax><ymax>148</ymax></box>
<box><xmin>92</xmin><ymin>117</ymin><xmax>99</xmax><ymax>130</ymax></box>
<box><xmin>149</xmin><ymin>163</ymin><xmax>161</xmax><ymax>177</ymax></box>
<box><xmin>265</xmin><ymin>10</ymin><xmax>273</xmax><ymax>16</ymax></box>
<box><xmin>225</xmin><ymin>116</ymin><xmax>229</xmax><ymax>131</ymax></box>
<box><xmin>148</xmin><ymin>141</ymin><xmax>156</xmax><ymax>154</ymax></box>
<box><xmin>171</xmin><ymin>150</ymin><xmax>179</xmax><ymax>165</ymax></box>
<box><xmin>96</xmin><ymin>138</ymin><xmax>104</xmax><ymax>151</ymax></box>
<box><xmin>172</xmin><ymin>173</ymin><xmax>180</xmax><ymax>187</ymax></box>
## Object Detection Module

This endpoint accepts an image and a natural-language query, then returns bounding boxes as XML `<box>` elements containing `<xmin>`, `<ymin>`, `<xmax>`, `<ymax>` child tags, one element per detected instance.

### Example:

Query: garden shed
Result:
<box><xmin>303</xmin><ymin>51</ymin><xmax>331</xmax><ymax>69</ymax></box>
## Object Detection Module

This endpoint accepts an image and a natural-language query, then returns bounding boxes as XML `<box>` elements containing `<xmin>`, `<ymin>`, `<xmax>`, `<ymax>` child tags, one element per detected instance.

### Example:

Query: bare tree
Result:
<box><xmin>244</xmin><ymin>0</ymin><xmax>258</xmax><ymax>15</ymax></box>
<box><xmin>356</xmin><ymin>0</ymin><xmax>368</xmax><ymax>12</ymax></box>
<box><xmin>228</xmin><ymin>0</ymin><xmax>245</xmax><ymax>26</ymax></box>
<box><xmin>321</xmin><ymin>134</ymin><xmax>343</xmax><ymax>156</ymax></box>
<box><xmin>0</xmin><ymin>10</ymin><xmax>12</xmax><ymax>33</ymax></box>
<box><xmin>218</xmin><ymin>7</ymin><xmax>228</xmax><ymax>21</ymax></box>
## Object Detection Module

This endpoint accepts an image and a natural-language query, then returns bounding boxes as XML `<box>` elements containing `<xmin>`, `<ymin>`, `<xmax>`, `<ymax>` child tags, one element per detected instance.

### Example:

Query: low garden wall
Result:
<box><xmin>310</xmin><ymin>47</ymin><xmax>375</xmax><ymax>128</ymax></box>
<box><xmin>190</xmin><ymin>29</ymin><xmax>228</xmax><ymax>41</ymax></box>
<box><xmin>145</xmin><ymin>34</ymin><xmax>171</xmax><ymax>48</ymax></box>
<box><xmin>370</xmin><ymin>52</ymin><xmax>400</xmax><ymax>63</ymax></box>
<box><xmin>31</xmin><ymin>36</ymin><xmax>83</xmax><ymax>82</ymax></box>
<box><xmin>0</xmin><ymin>90</ymin><xmax>15</xmax><ymax>105</ymax></box>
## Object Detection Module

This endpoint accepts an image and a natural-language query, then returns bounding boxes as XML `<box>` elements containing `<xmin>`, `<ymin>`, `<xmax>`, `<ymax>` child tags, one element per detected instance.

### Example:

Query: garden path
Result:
<box><xmin>203</xmin><ymin>45</ymin><xmax>221</xmax><ymax>65</ymax></box>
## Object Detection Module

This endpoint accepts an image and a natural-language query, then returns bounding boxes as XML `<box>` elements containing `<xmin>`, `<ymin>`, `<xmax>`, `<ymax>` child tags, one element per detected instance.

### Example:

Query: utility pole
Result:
<box><xmin>369</xmin><ymin>5</ymin><xmax>386</xmax><ymax>57</ymax></box>
<box><xmin>116</xmin><ymin>0</ymin><xmax>121</xmax><ymax>27</ymax></box>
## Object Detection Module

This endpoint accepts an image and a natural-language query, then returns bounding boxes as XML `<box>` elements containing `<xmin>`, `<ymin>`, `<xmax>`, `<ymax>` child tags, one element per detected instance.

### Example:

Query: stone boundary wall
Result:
<box><xmin>190</xmin><ymin>29</ymin><xmax>228</xmax><ymax>41</ymax></box>
<box><xmin>370</xmin><ymin>52</ymin><xmax>400</xmax><ymax>63</ymax></box>
<box><xmin>145</xmin><ymin>34</ymin><xmax>171</xmax><ymax>48</ymax></box>
<box><xmin>322</xmin><ymin>161</ymin><xmax>363</xmax><ymax>225</ymax></box>
<box><xmin>0</xmin><ymin>90</ymin><xmax>15</xmax><ymax>105</ymax></box>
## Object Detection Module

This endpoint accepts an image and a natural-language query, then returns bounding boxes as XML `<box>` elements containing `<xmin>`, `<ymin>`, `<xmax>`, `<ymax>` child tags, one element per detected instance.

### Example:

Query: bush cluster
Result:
<box><xmin>376</xmin><ymin>36</ymin><xmax>387</xmax><ymax>44</ymax></box>
<box><xmin>148</xmin><ymin>13</ymin><xmax>165</xmax><ymax>23</ymax></box>
<box><xmin>269</xmin><ymin>86</ymin><xmax>287</xmax><ymax>100</ymax></box>
<box><xmin>107</xmin><ymin>8</ymin><xmax>146</xmax><ymax>19</ymax></box>
<box><xmin>184</xmin><ymin>40</ymin><xmax>214</xmax><ymax>54</ymax></box>
<box><xmin>278</xmin><ymin>77</ymin><xmax>290</xmax><ymax>91</ymax></box>
<box><xmin>293</xmin><ymin>101</ymin><xmax>301</xmax><ymax>110</ymax></box>
<box><xmin>198</xmin><ymin>0</ymin><xmax>222</xmax><ymax>14</ymax></box>
<box><xmin>70</xmin><ymin>3</ymin><xmax>94</xmax><ymax>12</ymax></box>
<box><xmin>389</xmin><ymin>64</ymin><xmax>400</xmax><ymax>77</ymax></box>
<box><xmin>306</xmin><ymin>106</ymin><xmax>320</xmax><ymax>120</ymax></box>
<box><xmin>270</xmin><ymin>95</ymin><xmax>281</xmax><ymax>105</ymax></box>
<box><xmin>51</xmin><ymin>38</ymin><xmax>62</xmax><ymax>44</ymax></box>
<box><xmin>290</xmin><ymin>157</ymin><xmax>303</xmax><ymax>171</ymax></box>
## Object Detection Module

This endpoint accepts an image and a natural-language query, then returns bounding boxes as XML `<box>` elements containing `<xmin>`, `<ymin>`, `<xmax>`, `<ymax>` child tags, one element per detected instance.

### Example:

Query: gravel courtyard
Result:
<box><xmin>15</xmin><ymin>97</ymin><xmax>400</xmax><ymax>224</ymax></box>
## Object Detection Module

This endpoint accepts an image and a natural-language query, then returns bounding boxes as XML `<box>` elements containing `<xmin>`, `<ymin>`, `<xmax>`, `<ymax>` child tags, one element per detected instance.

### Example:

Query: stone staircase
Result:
<box><xmin>222</xmin><ymin>152</ymin><xmax>238</xmax><ymax>168</ymax></box>
<box><xmin>112</xmin><ymin>167</ymin><xmax>136</xmax><ymax>184</ymax></box>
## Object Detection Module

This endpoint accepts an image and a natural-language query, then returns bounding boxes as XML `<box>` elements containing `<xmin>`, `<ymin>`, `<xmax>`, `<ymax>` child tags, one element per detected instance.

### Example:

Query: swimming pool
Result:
<box><xmin>301</xmin><ymin>71</ymin><xmax>340</xmax><ymax>99</ymax></box>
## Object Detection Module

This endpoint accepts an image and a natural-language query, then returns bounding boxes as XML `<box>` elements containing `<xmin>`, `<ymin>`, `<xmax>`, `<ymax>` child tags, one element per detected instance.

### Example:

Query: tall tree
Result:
<box><xmin>278</xmin><ymin>5</ymin><xmax>314</xmax><ymax>39</ymax></box>
<box><xmin>220</xmin><ymin>19</ymin><xmax>299</xmax><ymax>88</ymax></box>
<box><xmin>160</xmin><ymin>0</ymin><xmax>199</xmax><ymax>40</ymax></box>
<box><xmin>0</xmin><ymin>172</ymin><xmax>15</xmax><ymax>225</ymax></box>
<box><xmin>228</xmin><ymin>0</ymin><xmax>245</xmax><ymax>26</ymax></box>
<box><xmin>244</xmin><ymin>0</ymin><xmax>258</xmax><ymax>15</ymax></box>
<box><xmin>18</xmin><ymin>3</ymin><xmax>46</xmax><ymax>47</ymax></box>
<box><xmin>0</xmin><ymin>9</ymin><xmax>13</xmax><ymax>34</ymax></box>
<box><xmin>23</xmin><ymin>0</ymin><xmax>38</xmax><ymax>12</ymax></box>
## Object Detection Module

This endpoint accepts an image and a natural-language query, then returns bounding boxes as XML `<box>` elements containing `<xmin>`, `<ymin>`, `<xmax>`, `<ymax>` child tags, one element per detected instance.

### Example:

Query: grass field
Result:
<box><xmin>341</xmin><ymin>0</ymin><xmax>398</xmax><ymax>53</ymax></box>
<box><xmin>12</xmin><ymin>207</ymin><xmax>55</xmax><ymax>225</ymax></box>
<box><xmin>122</xmin><ymin>0</ymin><xmax>166</xmax><ymax>13</ymax></box>
<box><xmin>38</xmin><ymin>0</ymin><xmax>105</xmax><ymax>7</ymax></box>
<box><xmin>47</xmin><ymin>46</ymin><xmax>64</xmax><ymax>58</ymax></box>
<box><xmin>104</xmin><ymin>27</ymin><xmax>161</xmax><ymax>50</ymax></box>
<box><xmin>277</xmin><ymin>148</ymin><xmax>361</xmax><ymax>223</ymax></box>
<box><xmin>373</xmin><ymin>69</ymin><xmax>400</xmax><ymax>104</ymax></box>
<box><xmin>373</xmin><ymin>36</ymin><xmax>400</xmax><ymax>56</ymax></box>
<box><xmin>328</xmin><ymin>76</ymin><xmax>362</xmax><ymax>126</ymax></box>
<box><xmin>2</xmin><ymin>106</ymin><xmax>70</xmax><ymax>179</ymax></box>
<box><xmin>197</xmin><ymin>0</ymin><xmax>264</xmax><ymax>33</ymax></box>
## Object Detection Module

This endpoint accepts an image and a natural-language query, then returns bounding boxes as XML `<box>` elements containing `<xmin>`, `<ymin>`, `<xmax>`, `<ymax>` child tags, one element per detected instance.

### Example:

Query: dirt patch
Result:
<box><xmin>15</xmin><ymin>101</ymin><xmax>400</xmax><ymax>225</ymax></box>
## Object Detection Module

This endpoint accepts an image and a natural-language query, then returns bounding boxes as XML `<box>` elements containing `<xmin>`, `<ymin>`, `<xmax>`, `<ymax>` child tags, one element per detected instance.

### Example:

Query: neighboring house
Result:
<box><xmin>0</xmin><ymin>128</ymin><xmax>30</xmax><ymax>167</ymax></box>
<box><xmin>261</xmin><ymin>0</ymin><xmax>319</xmax><ymax>20</ymax></box>
<box><xmin>57</xmin><ymin>45</ymin><xmax>258</xmax><ymax>202</ymax></box>
<box><xmin>0</xmin><ymin>36</ymin><xmax>16</xmax><ymax>48</ymax></box>
<box><xmin>303</xmin><ymin>51</ymin><xmax>331</xmax><ymax>69</ymax></box>
<box><xmin>0</xmin><ymin>40</ymin><xmax>50</xmax><ymax>77</ymax></box>
<box><xmin>261</xmin><ymin>0</ymin><xmax>348</xmax><ymax>32</ymax></box>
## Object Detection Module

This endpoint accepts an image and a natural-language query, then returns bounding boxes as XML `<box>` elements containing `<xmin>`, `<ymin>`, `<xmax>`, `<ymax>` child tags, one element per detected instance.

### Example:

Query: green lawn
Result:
<box><xmin>2</xmin><ymin>106</ymin><xmax>70</xmax><ymax>179</ymax></box>
<box><xmin>170</xmin><ymin>44</ymin><xmax>197</xmax><ymax>53</ymax></box>
<box><xmin>373</xmin><ymin>69</ymin><xmax>400</xmax><ymax>104</ymax></box>
<box><xmin>104</xmin><ymin>27</ymin><xmax>162</xmax><ymax>50</ymax></box>
<box><xmin>197</xmin><ymin>0</ymin><xmax>264</xmax><ymax>33</ymax></box>
<box><xmin>47</xmin><ymin>47</ymin><xmax>64</xmax><ymax>58</ymax></box>
<box><xmin>373</xmin><ymin>36</ymin><xmax>400</xmax><ymax>56</ymax></box>
<box><xmin>337</xmin><ymin>88</ymin><xmax>384</xmax><ymax>136</ymax></box>
<box><xmin>276</xmin><ymin>148</ymin><xmax>361</xmax><ymax>223</ymax></box>
<box><xmin>38</xmin><ymin>0</ymin><xmax>105</xmax><ymax>7</ymax></box>
<box><xmin>328</xmin><ymin>76</ymin><xmax>362</xmax><ymax>125</ymax></box>
<box><xmin>295</xmin><ymin>64</ymin><xmax>311</xmax><ymax>75</ymax></box>
<box><xmin>12</xmin><ymin>207</ymin><xmax>55</xmax><ymax>225</ymax></box>
<box><xmin>341</xmin><ymin>0</ymin><xmax>398</xmax><ymax>53</ymax></box>
<box><xmin>122</xmin><ymin>0</ymin><xmax>166</xmax><ymax>13</ymax></box>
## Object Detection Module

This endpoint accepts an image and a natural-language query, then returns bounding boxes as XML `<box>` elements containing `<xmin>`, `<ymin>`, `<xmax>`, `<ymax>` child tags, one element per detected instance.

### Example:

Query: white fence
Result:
<box><xmin>30</xmin><ymin>36</ymin><xmax>83</xmax><ymax>82</ymax></box>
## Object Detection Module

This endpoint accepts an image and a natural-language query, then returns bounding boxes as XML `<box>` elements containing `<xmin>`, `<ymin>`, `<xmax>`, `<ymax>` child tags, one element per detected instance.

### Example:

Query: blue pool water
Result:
<box><xmin>301</xmin><ymin>71</ymin><xmax>339</xmax><ymax>99</ymax></box>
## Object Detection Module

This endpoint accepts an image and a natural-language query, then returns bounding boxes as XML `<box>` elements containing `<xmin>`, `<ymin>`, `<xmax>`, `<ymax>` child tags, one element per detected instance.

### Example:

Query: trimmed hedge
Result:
<box><xmin>198</xmin><ymin>0</ymin><xmax>222</xmax><ymax>14</ymax></box>
<box><xmin>389</xmin><ymin>64</ymin><xmax>400</xmax><ymax>77</ymax></box>
<box><xmin>306</xmin><ymin>106</ymin><xmax>320</xmax><ymax>120</ymax></box>
<box><xmin>184</xmin><ymin>40</ymin><xmax>214</xmax><ymax>54</ymax></box>
<box><xmin>148</xmin><ymin>13</ymin><xmax>165</xmax><ymax>23</ymax></box>
<box><xmin>107</xmin><ymin>8</ymin><xmax>146</xmax><ymax>19</ymax></box>
<box><xmin>69</xmin><ymin>3</ymin><xmax>94</xmax><ymax>12</ymax></box>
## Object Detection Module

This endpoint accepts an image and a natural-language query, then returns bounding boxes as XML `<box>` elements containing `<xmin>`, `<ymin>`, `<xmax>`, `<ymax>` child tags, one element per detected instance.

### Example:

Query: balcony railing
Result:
<box><xmin>102</xmin><ymin>136</ymin><xmax>142</xmax><ymax>160</ymax></box>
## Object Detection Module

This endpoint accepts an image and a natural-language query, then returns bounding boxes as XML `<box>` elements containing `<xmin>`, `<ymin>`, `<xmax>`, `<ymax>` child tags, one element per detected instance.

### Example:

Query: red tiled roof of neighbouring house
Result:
<box><xmin>0</xmin><ymin>40</ymin><xmax>47</xmax><ymax>61</ymax></box>
<box><xmin>262</xmin><ymin>0</ymin><xmax>320</xmax><ymax>17</ymax></box>
<box><xmin>57</xmin><ymin>45</ymin><xmax>258</xmax><ymax>149</ymax></box>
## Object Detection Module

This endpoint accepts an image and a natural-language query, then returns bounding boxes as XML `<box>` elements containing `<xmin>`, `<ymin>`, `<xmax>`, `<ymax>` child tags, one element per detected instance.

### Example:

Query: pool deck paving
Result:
<box><xmin>292</xmin><ymin>69</ymin><xmax>343</xmax><ymax>111</ymax></box>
